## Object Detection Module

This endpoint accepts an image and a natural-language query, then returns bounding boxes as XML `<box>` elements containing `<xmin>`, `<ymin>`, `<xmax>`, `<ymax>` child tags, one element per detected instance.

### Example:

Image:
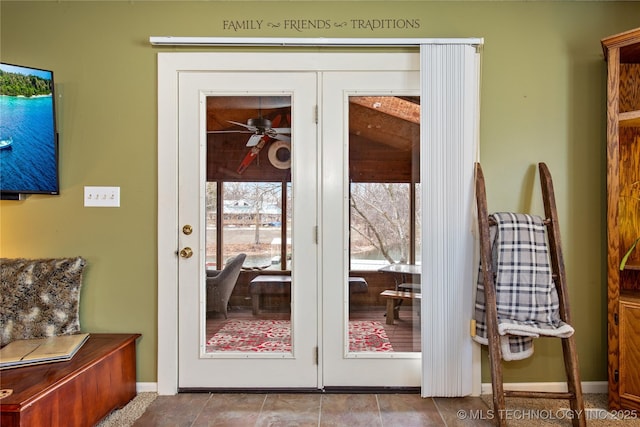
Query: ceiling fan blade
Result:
<box><xmin>272</xmin><ymin>134</ymin><xmax>291</xmax><ymax>143</ymax></box>
<box><xmin>228</xmin><ymin>120</ymin><xmax>258</xmax><ymax>131</ymax></box>
<box><xmin>271</xmin><ymin>127</ymin><xmax>291</xmax><ymax>134</ymax></box>
<box><xmin>246</xmin><ymin>134</ymin><xmax>264</xmax><ymax>147</ymax></box>
<box><xmin>207</xmin><ymin>130</ymin><xmax>253</xmax><ymax>134</ymax></box>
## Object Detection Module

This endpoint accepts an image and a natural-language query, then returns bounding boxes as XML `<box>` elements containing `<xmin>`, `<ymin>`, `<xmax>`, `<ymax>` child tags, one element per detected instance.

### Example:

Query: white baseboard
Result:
<box><xmin>137</xmin><ymin>382</ymin><xmax>158</xmax><ymax>393</ymax></box>
<box><xmin>480</xmin><ymin>381</ymin><xmax>608</xmax><ymax>395</ymax></box>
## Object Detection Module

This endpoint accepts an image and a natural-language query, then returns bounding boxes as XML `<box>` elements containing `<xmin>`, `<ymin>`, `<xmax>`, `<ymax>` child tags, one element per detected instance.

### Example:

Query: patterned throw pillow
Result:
<box><xmin>0</xmin><ymin>257</ymin><xmax>86</xmax><ymax>347</ymax></box>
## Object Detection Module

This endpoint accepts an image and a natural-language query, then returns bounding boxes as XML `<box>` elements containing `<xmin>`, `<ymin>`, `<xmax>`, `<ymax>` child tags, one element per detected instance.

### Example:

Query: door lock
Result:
<box><xmin>182</xmin><ymin>225</ymin><xmax>193</xmax><ymax>235</ymax></box>
<box><xmin>179</xmin><ymin>247</ymin><xmax>193</xmax><ymax>258</ymax></box>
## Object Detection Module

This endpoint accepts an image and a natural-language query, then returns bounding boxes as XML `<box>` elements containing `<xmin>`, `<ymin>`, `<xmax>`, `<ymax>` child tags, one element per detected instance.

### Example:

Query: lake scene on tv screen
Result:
<box><xmin>0</xmin><ymin>63</ymin><xmax>57</xmax><ymax>194</ymax></box>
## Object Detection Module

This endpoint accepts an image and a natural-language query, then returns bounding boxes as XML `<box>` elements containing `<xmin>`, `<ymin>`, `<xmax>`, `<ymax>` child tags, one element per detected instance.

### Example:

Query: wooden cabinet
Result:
<box><xmin>0</xmin><ymin>334</ymin><xmax>140</xmax><ymax>427</ymax></box>
<box><xmin>619</xmin><ymin>297</ymin><xmax>640</xmax><ymax>405</ymax></box>
<box><xmin>602</xmin><ymin>27</ymin><xmax>640</xmax><ymax>411</ymax></box>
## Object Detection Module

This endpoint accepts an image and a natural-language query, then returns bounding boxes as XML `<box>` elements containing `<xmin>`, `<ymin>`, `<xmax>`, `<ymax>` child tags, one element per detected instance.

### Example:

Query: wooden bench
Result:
<box><xmin>0</xmin><ymin>334</ymin><xmax>140</xmax><ymax>427</ymax></box>
<box><xmin>380</xmin><ymin>290</ymin><xmax>421</xmax><ymax>325</ymax></box>
<box><xmin>398</xmin><ymin>282</ymin><xmax>421</xmax><ymax>292</ymax></box>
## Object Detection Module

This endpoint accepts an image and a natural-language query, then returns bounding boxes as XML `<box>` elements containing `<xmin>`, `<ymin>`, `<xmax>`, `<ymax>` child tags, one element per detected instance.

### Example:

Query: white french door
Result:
<box><xmin>176</xmin><ymin>64</ymin><xmax>422</xmax><ymax>389</ymax></box>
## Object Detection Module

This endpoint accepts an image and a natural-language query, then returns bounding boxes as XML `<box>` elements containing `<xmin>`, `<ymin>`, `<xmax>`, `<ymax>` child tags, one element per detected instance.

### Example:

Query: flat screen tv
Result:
<box><xmin>0</xmin><ymin>62</ymin><xmax>59</xmax><ymax>199</ymax></box>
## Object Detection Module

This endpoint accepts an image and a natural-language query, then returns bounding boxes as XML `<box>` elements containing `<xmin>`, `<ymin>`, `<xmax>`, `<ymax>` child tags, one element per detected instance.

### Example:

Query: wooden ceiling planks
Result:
<box><xmin>206</xmin><ymin>95</ymin><xmax>291</xmax><ymax>133</ymax></box>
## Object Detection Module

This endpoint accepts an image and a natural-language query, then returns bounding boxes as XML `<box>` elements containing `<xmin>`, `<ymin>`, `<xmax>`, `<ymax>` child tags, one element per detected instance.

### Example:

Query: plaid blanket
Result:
<box><xmin>473</xmin><ymin>212</ymin><xmax>574</xmax><ymax>361</ymax></box>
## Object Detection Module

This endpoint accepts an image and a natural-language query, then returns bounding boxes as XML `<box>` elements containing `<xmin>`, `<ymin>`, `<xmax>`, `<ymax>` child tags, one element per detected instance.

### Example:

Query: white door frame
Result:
<box><xmin>156</xmin><ymin>41</ymin><xmax>483</xmax><ymax>396</ymax></box>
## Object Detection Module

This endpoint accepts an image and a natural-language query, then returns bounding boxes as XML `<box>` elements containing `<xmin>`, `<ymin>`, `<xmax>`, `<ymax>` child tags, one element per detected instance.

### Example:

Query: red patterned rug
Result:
<box><xmin>206</xmin><ymin>319</ymin><xmax>393</xmax><ymax>353</ymax></box>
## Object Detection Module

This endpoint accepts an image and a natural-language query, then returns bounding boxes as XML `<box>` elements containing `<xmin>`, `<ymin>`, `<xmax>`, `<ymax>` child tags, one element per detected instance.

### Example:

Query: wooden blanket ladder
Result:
<box><xmin>475</xmin><ymin>162</ymin><xmax>586</xmax><ymax>427</ymax></box>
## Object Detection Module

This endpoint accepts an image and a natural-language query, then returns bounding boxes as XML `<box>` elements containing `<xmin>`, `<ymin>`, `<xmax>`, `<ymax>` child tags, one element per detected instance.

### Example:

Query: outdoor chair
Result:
<box><xmin>206</xmin><ymin>253</ymin><xmax>246</xmax><ymax>318</ymax></box>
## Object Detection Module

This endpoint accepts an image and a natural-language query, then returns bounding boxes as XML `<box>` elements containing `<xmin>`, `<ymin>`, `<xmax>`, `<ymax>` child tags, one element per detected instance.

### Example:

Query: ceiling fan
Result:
<box><xmin>209</xmin><ymin>114</ymin><xmax>291</xmax><ymax>147</ymax></box>
<box><xmin>209</xmin><ymin>114</ymin><xmax>291</xmax><ymax>174</ymax></box>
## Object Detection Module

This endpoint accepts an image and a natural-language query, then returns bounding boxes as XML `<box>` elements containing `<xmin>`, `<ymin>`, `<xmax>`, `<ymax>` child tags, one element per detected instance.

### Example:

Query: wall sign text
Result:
<box><xmin>222</xmin><ymin>18</ymin><xmax>421</xmax><ymax>33</ymax></box>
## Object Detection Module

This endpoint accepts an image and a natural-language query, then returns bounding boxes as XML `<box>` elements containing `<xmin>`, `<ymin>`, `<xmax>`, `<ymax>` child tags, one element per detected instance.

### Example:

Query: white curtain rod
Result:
<box><xmin>149</xmin><ymin>36</ymin><xmax>484</xmax><ymax>47</ymax></box>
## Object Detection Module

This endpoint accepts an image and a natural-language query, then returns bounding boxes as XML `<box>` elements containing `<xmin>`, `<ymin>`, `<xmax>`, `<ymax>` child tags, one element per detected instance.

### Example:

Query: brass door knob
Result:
<box><xmin>179</xmin><ymin>247</ymin><xmax>193</xmax><ymax>258</ymax></box>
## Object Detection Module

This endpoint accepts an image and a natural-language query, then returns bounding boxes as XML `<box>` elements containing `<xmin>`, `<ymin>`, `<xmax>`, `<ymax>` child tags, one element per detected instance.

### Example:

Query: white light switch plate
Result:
<box><xmin>84</xmin><ymin>186</ymin><xmax>120</xmax><ymax>207</ymax></box>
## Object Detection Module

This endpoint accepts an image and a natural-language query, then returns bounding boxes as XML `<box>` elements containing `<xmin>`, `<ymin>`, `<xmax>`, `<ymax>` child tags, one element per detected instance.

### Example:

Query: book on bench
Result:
<box><xmin>0</xmin><ymin>333</ymin><xmax>90</xmax><ymax>370</ymax></box>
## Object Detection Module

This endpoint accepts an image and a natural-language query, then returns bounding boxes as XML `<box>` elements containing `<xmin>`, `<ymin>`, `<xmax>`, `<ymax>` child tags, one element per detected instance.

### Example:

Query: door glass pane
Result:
<box><xmin>348</xmin><ymin>95</ymin><xmax>421</xmax><ymax>353</ymax></box>
<box><xmin>204</xmin><ymin>95</ymin><xmax>292</xmax><ymax>354</ymax></box>
<box><xmin>222</xmin><ymin>182</ymin><xmax>283</xmax><ymax>269</ymax></box>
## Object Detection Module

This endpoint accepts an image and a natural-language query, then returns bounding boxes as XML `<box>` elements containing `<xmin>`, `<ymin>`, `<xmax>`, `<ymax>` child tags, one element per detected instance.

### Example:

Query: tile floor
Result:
<box><xmin>133</xmin><ymin>392</ymin><xmax>494</xmax><ymax>427</ymax></box>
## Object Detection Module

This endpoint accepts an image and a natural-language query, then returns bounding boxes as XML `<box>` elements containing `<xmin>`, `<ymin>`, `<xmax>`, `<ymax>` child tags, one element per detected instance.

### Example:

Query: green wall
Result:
<box><xmin>1</xmin><ymin>1</ymin><xmax>638</xmax><ymax>386</ymax></box>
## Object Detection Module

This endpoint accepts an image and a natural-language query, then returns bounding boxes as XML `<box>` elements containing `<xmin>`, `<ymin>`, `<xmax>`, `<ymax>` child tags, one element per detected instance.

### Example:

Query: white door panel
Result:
<box><xmin>321</xmin><ymin>71</ymin><xmax>421</xmax><ymax>387</ymax></box>
<box><xmin>178</xmin><ymin>72</ymin><xmax>318</xmax><ymax>388</ymax></box>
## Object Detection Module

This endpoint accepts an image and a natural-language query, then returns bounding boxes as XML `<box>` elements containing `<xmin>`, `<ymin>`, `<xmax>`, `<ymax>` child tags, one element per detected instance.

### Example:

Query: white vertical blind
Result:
<box><xmin>420</xmin><ymin>44</ymin><xmax>481</xmax><ymax>396</ymax></box>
